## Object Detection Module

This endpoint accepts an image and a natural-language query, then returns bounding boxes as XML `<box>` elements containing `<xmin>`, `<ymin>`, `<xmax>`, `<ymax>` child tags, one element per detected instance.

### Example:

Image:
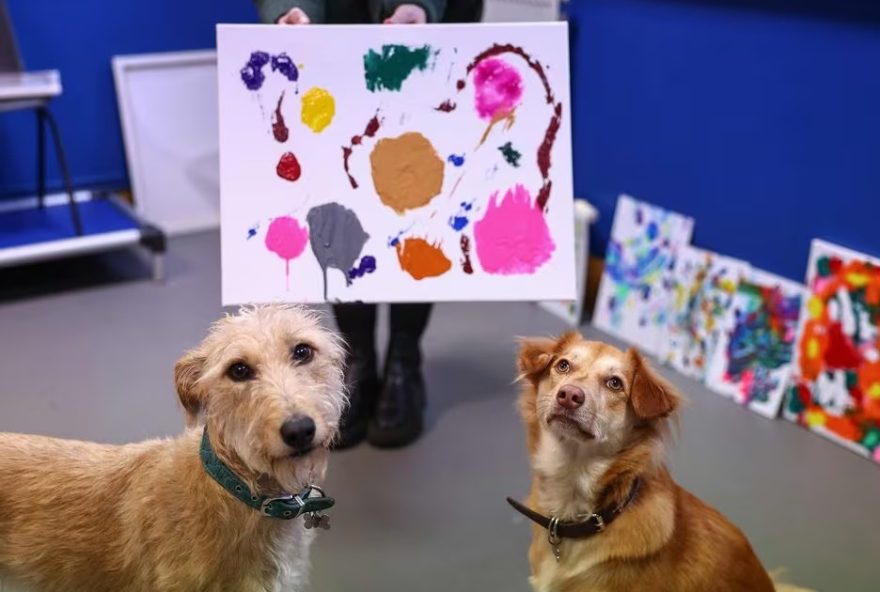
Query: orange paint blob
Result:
<box><xmin>395</xmin><ymin>237</ymin><xmax>451</xmax><ymax>280</ymax></box>
<box><xmin>370</xmin><ymin>132</ymin><xmax>444</xmax><ymax>214</ymax></box>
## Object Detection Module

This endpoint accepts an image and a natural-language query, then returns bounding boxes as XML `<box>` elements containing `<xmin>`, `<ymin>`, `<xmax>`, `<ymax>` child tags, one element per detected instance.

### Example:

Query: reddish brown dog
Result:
<box><xmin>513</xmin><ymin>332</ymin><xmax>805</xmax><ymax>592</ymax></box>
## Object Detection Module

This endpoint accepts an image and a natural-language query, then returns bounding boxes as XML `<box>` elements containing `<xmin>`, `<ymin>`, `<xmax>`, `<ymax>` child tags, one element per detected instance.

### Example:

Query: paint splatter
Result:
<box><xmin>270</xmin><ymin>53</ymin><xmax>299</xmax><ymax>82</ymax></box>
<box><xmin>276</xmin><ymin>152</ymin><xmax>301</xmax><ymax>182</ymax></box>
<box><xmin>783</xmin><ymin>245</ymin><xmax>880</xmax><ymax>460</ymax></box>
<box><xmin>456</xmin><ymin>44</ymin><xmax>563</xmax><ymax>210</ymax></box>
<box><xmin>348</xmin><ymin>255</ymin><xmax>377</xmax><ymax>280</ymax></box>
<box><xmin>363</xmin><ymin>45</ymin><xmax>432</xmax><ymax>92</ymax></box>
<box><xmin>306</xmin><ymin>203</ymin><xmax>369</xmax><ymax>300</ymax></box>
<box><xmin>498</xmin><ymin>142</ymin><xmax>521</xmax><ymax>167</ymax></box>
<box><xmin>435</xmin><ymin>100</ymin><xmax>457</xmax><ymax>112</ymax></box>
<box><xmin>460</xmin><ymin>235</ymin><xmax>474</xmax><ymax>274</ymax></box>
<box><xmin>473</xmin><ymin>185</ymin><xmax>555</xmax><ymax>275</ymax></box>
<box><xmin>448</xmin><ymin>200</ymin><xmax>474</xmax><ymax>231</ymax></box>
<box><xmin>447</xmin><ymin>154</ymin><xmax>465</xmax><ymax>167</ymax></box>
<box><xmin>301</xmin><ymin>87</ymin><xmax>335</xmax><ymax>133</ymax></box>
<box><xmin>265</xmin><ymin>216</ymin><xmax>309</xmax><ymax>290</ymax></box>
<box><xmin>247</xmin><ymin>224</ymin><xmax>259</xmax><ymax>240</ymax></box>
<box><xmin>272</xmin><ymin>92</ymin><xmax>289</xmax><ymax>142</ymax></box>
<box><xmin>370</xmin><ymin>132</ymin><xmax>444</xmax><ymax>214</ymax></box>
<box><xmin>473</xmin><ymin>58</ymin><xmax>523</xmax><ymax>120</ymax></box>
<box><xmin>342</xmin><ymin>113</ymin><xmax>382</xmax><ymax>189</ymax></box>
<box><xmin>394</xmin><ymin>237</ymin><xmax>451</xmax><ymax>280</ymax></box>
<box><xmin>241</xmin><ymin>51</ymin><xmax>270</xmax><ymax>91</ymax></box>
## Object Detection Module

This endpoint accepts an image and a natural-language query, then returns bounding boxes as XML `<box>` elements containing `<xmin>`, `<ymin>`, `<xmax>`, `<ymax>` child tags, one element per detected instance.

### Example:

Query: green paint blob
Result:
<box><xmin>498</xmin><ymin>142</ymin><xmax>521</xmax><ymax>167</ymax></box>
<box><xmin>817</xmin><ymin>256</ymin><xmax>831</xmax><ymax>278</ymax></box>
<box><xmin>786</xmin><ymin>386</ymin><xmax>806</xmax><ymax>414</ymax></box>
<box><xmin>363</xmin><ymin>45</ymin><xmax>431</xmax><ymax>92</ymax></box>
<box><xmin>862</xmin><ymin>428</ymin><xmax>880</xmax><ymax>451</ymax></box>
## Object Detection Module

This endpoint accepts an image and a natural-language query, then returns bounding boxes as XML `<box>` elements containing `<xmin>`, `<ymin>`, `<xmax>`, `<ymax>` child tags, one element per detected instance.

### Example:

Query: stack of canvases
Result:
<box><xmin>593</xmin><ymin>195</ymin><xmax>880</xmax><ymax>466</ymax></box>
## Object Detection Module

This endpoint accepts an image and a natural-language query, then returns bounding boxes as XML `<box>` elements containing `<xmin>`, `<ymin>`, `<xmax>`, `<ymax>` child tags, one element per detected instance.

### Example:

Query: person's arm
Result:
<box><xmin>382</xmin><ymin>0</ymin><xmax>446</xmax><ymax>23</ymax></box>
<box><xmin>253</xmin><ymin>0</ymin><xmax>326</xmax><ymax>24</ymax></box>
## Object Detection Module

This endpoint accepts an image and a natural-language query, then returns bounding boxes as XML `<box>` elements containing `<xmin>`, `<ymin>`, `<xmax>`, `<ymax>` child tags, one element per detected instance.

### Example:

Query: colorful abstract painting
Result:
<box><xmin>217</xmin><ymin>24</ymin><xmax>575</xmax><ymax>303</ymax></box>
<box><xmin>784</xmin><ymin>240</ymin><xmax>880</xmax><ymax>462</ymax></box>
<box><xmin>592</xmin><ymin>195</ymin><xmax>694</xmax><ymax>355</ymax></box>
<box><xmin>706</xmin><ymin>269</ymin><xmax>804</xmax><ymax>419</ymax></box>
<box><xmin>659</xmin><ymin>247</ymin><xmax>750</xmax><ymax>380</ymax></box>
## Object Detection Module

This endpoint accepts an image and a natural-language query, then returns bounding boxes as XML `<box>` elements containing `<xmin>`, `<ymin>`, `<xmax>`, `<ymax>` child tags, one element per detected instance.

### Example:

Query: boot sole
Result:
<box><xmin>366</xmin><ymin>415</ymin><xmax>423</xmax><ymax>449</ymax></box>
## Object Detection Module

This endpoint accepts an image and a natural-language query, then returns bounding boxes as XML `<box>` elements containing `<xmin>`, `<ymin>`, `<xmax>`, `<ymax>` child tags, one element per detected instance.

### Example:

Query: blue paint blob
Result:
<box><xmin>348</xmin><ymin>255</ymin><xmax>378</xmax><ymax>280</ymax></box>
<box><xmin>646</xmin><ymin>221</ymin><xmax>659</xmax><ymax>240</ymax></box>
<box><xmin>447</xmin><ymin>154</ymin><xmax>465</xmax><ymax>167</ymax></box>
<box><xmin>450</xmin><ymin>216</ymin><xmax>469</xmax><ymax>231</ymax></box>
<box><xmin>247</xmin><ymin>227</ymin><xmax>258</xmax><ymax>240</ymax></box>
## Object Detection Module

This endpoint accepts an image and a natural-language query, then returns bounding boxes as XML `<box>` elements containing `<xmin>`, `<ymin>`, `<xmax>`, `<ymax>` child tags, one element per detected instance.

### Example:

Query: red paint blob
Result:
<box><xmin>272</xmin><ymin>92</ymin><xmax>289</xmax><ymax>143</ymax></box>
<box><xmin>435</xmin><ymin>99</ymin><xmax>457</xmax><ymax>113</ymax></box>
<box><xmin>460</xmin><ymin>235</ymin><xmax>474</xmax><ymax>275</ymax></box>
<box><xmin>342</xmin><ymin>113</ymin><xmax>382</xmax><ymax>189</ymax></box>
<box><xmin>276</xmin><ymin>152</ymin><xmax>301</xmax><ymax>182</ymax></box>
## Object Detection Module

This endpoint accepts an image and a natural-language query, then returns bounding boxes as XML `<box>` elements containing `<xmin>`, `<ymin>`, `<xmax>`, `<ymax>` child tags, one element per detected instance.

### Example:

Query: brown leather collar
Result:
<box><xmin>506</xmin><ymin>477</ymin><xmax>642</xmax><ymax>540</ymax></box>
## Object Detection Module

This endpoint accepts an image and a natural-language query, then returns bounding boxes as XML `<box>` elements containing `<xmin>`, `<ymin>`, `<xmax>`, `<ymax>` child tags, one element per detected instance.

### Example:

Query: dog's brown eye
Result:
<box><xmin>606</xmin><ymin>377</ymin><xmax>623</xmax><ymax>391</ymax></box>
<box><xmin>556</xmin><ymin>359</ymin><xmax>571</xmax><ymax>374</ymax></box>
<box><xmin>227</xmin><ymin>362</ymin><xmax>254</xmax><ymax>382</ymax></box>
<box><xmin>292</xmin><ymin>343</ymin><xmax>313</xmax><ymax>364</ymax></box>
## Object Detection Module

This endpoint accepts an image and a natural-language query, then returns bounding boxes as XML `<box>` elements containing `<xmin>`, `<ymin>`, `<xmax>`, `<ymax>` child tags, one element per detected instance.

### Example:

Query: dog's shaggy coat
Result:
<box><xmin>0</xmin><ymin>305</ymin><xmax>346</xmax><ymax>592</ymax></box>
<box><xmin>515</xmin><ymin>332</ymin><xmax>808</xmax><ymax>592</ymax></box>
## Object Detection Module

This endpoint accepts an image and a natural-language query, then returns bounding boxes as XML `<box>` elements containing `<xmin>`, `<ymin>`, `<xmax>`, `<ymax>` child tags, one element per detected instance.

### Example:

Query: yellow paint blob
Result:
<box><xmin>805</xmin><ymin>409</ymin><xmax>826</xmax><ymax>427</ymax></box>
<box><xmin>807</xmin><ymin>296</ymin><xmax>824</xmax><ymax>320</ymax></box>
<box><xmin>868</xmin><ymin>383</ymin><xmax>880</xmax><ymax>398</ymax></box>
<box><xmin>301</xmin><ymin>87</ymin><xmax>335</xmax><ymax>133</ymax></box>
<box><xmin>806</xmin><ymin>337</ymin><xmax>820</xmax><ymax>359</ymax></box>
<box><xmin>845</xmin><ymin>272</ymin><xmax>869</xmax><ymax>288</ymax></box>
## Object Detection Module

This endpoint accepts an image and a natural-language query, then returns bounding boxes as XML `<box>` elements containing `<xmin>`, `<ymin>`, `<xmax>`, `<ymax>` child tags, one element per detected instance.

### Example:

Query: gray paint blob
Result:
<box><xmin>306</xmin><ymin>203</ymin><xmax>370</xmax><ymax>300</ymax></box>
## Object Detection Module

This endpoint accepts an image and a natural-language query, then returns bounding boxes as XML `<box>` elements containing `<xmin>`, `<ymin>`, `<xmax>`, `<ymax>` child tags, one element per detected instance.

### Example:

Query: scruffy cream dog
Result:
<box><xmin>0</xmin><ymin>305</ymin><xmax>346</xmax><ymax>592</ymax></box>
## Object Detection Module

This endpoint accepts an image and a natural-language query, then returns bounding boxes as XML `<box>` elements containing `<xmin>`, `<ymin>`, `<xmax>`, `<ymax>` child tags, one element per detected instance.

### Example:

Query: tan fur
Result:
<box><xmin>515</xmin><ymin>333</ymin><xmax>809</xmax><ymax>592</ymax></box>
<box><xmin>0</xmin><ymin>305</ymin><xmax>346</xmax><ymax>592</ymax></box>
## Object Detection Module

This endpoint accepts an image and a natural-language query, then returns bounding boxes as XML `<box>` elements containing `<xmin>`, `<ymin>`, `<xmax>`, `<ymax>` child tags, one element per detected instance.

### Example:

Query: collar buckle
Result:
<box><xmin>591</xmin><ymin>513</ymin><xmax>605</xmax><ymax>533</ymax></box>
<box><xmin>260</xmin><ymin>494</ymin><xmax>305</xmax><ymax>517</ymax></box>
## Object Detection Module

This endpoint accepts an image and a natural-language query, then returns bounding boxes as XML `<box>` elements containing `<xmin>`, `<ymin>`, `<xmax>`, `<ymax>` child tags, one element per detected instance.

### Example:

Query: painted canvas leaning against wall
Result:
<box><xmin>216</xmin><ymin>23</ymin><xmax>575</xmax><ymax>304</ymax></box>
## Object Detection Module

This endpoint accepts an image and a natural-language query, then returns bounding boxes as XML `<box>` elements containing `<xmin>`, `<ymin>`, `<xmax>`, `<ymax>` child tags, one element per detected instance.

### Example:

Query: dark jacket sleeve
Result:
<box><xmin>253</xmin><ymin>0</ymin><xmax>326</xmax><ymax>23</ymax></box>
<box><xmin>381</xmin><ymin>0</ymin><xmax>447</xmax><ymax>23</ymax></box>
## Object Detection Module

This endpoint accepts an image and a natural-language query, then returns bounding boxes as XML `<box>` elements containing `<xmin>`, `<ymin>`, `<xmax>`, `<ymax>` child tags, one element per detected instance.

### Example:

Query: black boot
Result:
<box><xmin>367</xmin><ymin>332</ymin><xmax>426</xmax><ymax>448</ymax></box>
<box><xmin>331</xmin><ymin>304</ymin><xmax>379</xmax><ymax>450</ymax></box>
<box><xmin>333</xmin><ymin>349</ymin><xmax>379</xmax><ymax>449</ymax></box>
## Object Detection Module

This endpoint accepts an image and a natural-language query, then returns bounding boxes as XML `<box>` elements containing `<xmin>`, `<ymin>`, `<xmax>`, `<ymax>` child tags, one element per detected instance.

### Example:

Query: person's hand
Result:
<box><xmin>277</xmin><ymin>7</ymin><xmax>311</xmax><ymax>24</ymax></box>
<box><xmin>384</xmin><ymin>4</ymin><xmax>427</xmax><ymax>24</ymax></box>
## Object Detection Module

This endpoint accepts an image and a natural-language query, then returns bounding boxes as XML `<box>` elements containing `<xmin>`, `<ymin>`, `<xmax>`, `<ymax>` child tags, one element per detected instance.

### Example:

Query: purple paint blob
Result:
<box><xmin>473</xmin><ymin>58</ymin><xmax>523</xmax><ymax>121</ymax></box>
<box><xmin>265</xmin><ymin>216</ymin><xmax>309</xmax><ymax>290</ymax></box>
<box><xmin>271</xmin><ymin>53</ymin><xmax>299</xmax><ymax>82</ymax></box>
<box><xmin>348</xmin><ymin>255</ymin><xmax>377</xmax><ymax>280</ymax></box>
<box><xmin>241</xmin><ymin>51</ymin><xmax>270</xmax><ymax>91</ymax></box>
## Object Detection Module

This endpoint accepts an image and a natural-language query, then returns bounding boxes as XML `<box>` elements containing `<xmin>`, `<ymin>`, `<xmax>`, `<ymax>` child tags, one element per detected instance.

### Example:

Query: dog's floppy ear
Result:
<box><xmin>517</xmin><ymin>337</ymin><xmax>557</xmax><ymax>383</ymax></box>
<box><xmin>627</xmin><ymin>349</ymin><xmax>681</xmax><ymax>420</ymax></box>
<box><xmin>174</xmin><ymin>350</ymin><xmax>207</xmax><ymax>428</ymax></box>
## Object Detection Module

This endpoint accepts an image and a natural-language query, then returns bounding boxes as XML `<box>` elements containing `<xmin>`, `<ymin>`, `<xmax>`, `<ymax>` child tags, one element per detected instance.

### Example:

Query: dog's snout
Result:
<box><xmin>280</xmin><ymin>414</ymin><xmax>316</xmax><ymax>450</ymax></box>
<box><xmin>556</xmin><ymin>385</ymin><xmax>585</xmax><ymax>410</ymax></box>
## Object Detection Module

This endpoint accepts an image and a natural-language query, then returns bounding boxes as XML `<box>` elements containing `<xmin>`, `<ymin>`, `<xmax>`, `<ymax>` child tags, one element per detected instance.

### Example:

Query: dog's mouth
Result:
<box><xmin>290</xmin><ymin>446</ymin><xmax>315</xmax><ymax>458</ymax></box>
<box><xmin>547</xmin><ymin>414</ymin><xmax>596</xmax><ymax>440</ymax></box>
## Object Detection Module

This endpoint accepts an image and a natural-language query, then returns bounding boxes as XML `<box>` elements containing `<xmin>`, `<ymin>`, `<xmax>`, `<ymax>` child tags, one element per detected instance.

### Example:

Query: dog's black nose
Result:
<box><xmin>280</xmin><ymin>414</ymin><xmax>316</xmax><ymax>451</ymax></box>
<box><xmin>557</xmin><ymin>385</ymin><xmax>585</xmax><ymax>410</ymax></box>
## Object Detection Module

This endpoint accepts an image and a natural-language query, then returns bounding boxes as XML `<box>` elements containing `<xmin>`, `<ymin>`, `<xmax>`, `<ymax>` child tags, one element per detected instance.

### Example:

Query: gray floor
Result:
<box><xmin>0</xmin><ymin>232</ymin><xmax>878</xmax><ymax>591</ymax></box>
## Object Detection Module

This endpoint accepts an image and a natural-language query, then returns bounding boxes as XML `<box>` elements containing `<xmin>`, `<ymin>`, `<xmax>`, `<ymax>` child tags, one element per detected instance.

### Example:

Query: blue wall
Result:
<box><xmin>2</xmin><ymin>0</ymin><xmax>879</xmax><ymax>282</ymax></box>
<box><xmin>567</xmin><ymin>0</ymin><xmax>880</xmax><ymax>281</ymax></box>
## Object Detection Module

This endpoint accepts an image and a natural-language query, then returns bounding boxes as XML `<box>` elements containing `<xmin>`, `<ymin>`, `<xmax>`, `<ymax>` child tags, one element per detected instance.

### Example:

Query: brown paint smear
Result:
<box><xmin>395</xmin><ymin>237</ymin><xmax>451</xmax><ymax>280</ymax></box>
<box><xmin>370</xmin><ymin>132</ymin><xmax>443</xmax><ymax>214</ymax></box>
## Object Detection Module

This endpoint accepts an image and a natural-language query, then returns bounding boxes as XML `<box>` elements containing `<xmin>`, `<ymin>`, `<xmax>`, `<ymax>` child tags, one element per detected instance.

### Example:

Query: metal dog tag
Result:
<box><xmin>304</xmin><ymin>512</ymin><xmax>331</xmax><ymax>530</ymax></box>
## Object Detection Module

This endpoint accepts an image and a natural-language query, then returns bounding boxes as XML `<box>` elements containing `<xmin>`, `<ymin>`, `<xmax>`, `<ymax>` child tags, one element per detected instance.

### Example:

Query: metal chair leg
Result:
<box><xmin>39</xmin><ymin>106</ymin><xmax>83</xmax><ymax>236</ymax></box>
<box><xmin>36</xmin><ymin>108</ymin><xmax>46</xmax><ymax>208</ymax></box>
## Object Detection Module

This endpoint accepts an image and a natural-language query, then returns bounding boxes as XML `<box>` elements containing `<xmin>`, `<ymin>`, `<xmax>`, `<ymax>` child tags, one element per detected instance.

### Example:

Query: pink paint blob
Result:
<box><xmin>265</xmin><ymin>216</ymin><xmax>309</xmax><ymax>290</ymax></box>
<box><xmin>473</xmin><ymin>58</ymin><xmax>523</xmax><ymax>121</ymax></box>
<box><xmin>473</xmin><ymin>184</ymin><xmax>555</xmax><ymax>275</ymax></box>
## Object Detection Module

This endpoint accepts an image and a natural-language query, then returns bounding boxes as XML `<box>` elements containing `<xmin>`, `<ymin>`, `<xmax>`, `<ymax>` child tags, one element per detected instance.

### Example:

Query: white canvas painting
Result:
<box><xmin>705</xmin><ymin>268</ymin><xmax>804</xmax><ymax>419</ymax></box>
<box><xmin>217</xmin><ymin>23</ymin><xmax>575</xmax><ymax>304</ymax></box>
<box><xmin>659</xmin><ymin>246</ymin><xmax>750</xmax><ymax>380</ymax></box>
<box><xmin>592</xmin><ymin>195</ymin><xmax>694</xmax><ymax>355</ymax></box>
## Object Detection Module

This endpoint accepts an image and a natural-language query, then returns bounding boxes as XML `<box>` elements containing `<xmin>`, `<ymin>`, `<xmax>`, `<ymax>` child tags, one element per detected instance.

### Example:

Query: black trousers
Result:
<box><xmin>332</xmin><ymin>303</ymin><xmax>432</xmax><ymax>354</ymax></box>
